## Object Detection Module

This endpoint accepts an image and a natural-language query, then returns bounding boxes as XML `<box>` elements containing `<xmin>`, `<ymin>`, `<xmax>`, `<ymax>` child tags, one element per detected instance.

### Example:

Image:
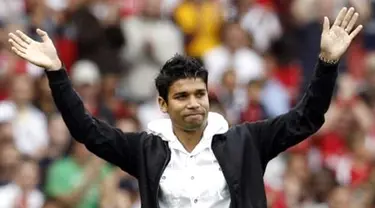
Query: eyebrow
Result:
<box><xmin>195</xmin><ymin>89</ymin><xmax>207</xmax><ymax>93</ymax></box>
<box><xmin>173</xmin><ymin>89</ymin><xmax>206</xmax><ymax>97</ymax></box>
<box><xmin>173</xmin><ymin>92</ymin><xmax>188</xmax><ymax>97</ymax></box>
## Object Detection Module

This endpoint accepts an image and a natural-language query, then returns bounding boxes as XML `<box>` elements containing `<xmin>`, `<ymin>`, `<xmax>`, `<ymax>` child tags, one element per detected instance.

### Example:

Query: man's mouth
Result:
<box><xmin>185</xmin><ymin>113</ymin><xmax>204</xmax><ymax>118</ymax></box>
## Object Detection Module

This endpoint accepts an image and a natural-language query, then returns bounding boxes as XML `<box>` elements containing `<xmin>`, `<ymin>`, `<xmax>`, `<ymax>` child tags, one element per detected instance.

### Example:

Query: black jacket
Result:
<box><xmin>45</xmin><ymin>58</ymin><xmax>338</xmax><ymax>208</ymax></box>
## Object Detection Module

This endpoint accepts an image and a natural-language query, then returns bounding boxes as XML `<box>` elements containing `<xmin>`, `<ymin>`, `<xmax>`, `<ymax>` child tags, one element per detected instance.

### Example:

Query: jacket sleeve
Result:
<box><xmin>243</xmin><ymin>58</ymin><xmax>338</xmax><ymax>166</ymax></box>
<box><xmin>45</xmin><ymin>68</ymin><xmax>145</xmax><ymax>178</ymax></box>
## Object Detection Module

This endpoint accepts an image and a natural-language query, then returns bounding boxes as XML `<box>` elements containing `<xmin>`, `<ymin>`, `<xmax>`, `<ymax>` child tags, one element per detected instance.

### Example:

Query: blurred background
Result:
<box><xmin>0</xmin><ymin>0</ymin><xmax>375</xmax><ymax>207</ymax></box>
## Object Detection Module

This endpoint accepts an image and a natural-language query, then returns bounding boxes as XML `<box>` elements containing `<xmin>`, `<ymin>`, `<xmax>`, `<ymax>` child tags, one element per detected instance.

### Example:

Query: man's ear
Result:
<box><xmin>158</xmin><ymin>96</ymin><xmax>168</xmax><ymax>113</ymax></box>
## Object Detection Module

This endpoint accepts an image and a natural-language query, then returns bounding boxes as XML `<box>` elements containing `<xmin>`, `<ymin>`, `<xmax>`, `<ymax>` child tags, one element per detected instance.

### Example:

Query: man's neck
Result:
<box><xmin>173</xmin><ymin>126</ymin><xmax>206</xmax><ymax>153</ymax></box>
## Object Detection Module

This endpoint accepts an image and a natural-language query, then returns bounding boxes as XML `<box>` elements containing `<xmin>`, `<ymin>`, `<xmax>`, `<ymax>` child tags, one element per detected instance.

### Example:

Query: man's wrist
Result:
<box><xmin>48</xmin><ymin>59</ymin><xmax>62</xmax><ymax>71</ymax></box>
<box><xmin>319</xmin><ymin>52</ymin><xmax>339</xmax><ymax>65</ymax></box>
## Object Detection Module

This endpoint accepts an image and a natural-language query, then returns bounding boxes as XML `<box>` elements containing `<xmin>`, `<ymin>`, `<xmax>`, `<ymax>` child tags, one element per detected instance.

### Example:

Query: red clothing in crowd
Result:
<box><xmin>273</xmin><ymin>63</ymin><xmax>302</xmax><ymax>104</ymax></box>
<box><xmin>350</xmin><ymin>163</ymin><xmax>372</xmax><ymax>187</ymax></box>
<box><xmin>240</xmin><ymin>102</ymin><xmax>267</xmax><ymax>123</ymax></box>
<box><xmin>55</xmin><ymin>37</ymin><xmax>77</xmax><ymax>73</ymax></box>
<box><xmin>0</xmin><ymin>59</ymin><xmax>28</xmax><ymax>101</ymax></box>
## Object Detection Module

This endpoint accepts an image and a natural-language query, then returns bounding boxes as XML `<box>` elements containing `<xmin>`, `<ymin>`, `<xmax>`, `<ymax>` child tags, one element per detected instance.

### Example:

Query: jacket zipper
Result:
<box><xmin>155</xmin><ymin>141</ymin><xmax>171</xmax><ymax>208</ymax></box>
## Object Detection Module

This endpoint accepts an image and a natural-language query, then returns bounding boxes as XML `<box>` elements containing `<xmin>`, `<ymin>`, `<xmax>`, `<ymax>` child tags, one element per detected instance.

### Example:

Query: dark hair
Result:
<box><xmin>155</xmin><ymin>54</ymin><xmax>208</xmax><ymax>102</ymax></box>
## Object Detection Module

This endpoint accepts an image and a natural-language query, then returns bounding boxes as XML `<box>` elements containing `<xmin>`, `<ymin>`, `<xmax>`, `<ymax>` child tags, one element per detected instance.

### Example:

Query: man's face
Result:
<box><xmin>224</xmin><ymin>24</ymin><xmax>248</xmax><ymax>50</ymax></box>
<box><xmin>11</xmin><ymin>75</ymin><xmax>34</xmax><ymax>105</ymax></box>
<box><xmin>0</xmin><ymin>143</ymin><xmax>20</xmax><ymax>168</ymax></box>
<box><xmin>159</xmin><ymin>78</ymin><xmax>209</xmax><ymax>131</ymax></box>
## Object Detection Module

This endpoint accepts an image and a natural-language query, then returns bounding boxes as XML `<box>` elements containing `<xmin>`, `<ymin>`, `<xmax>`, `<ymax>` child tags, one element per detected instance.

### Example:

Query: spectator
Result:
<box><xmin>0</xmin><ymin>73</ymin><xmax>49</xmax><ymax>159</ymax></box>
<box><xmin>203</xmin><ymin>21</ymin><xmax>264</xmax><ymax>88</ymax></box>
<box><xmin>215</xmin><ymin>69</ymin><xmax>247</xmax><ymax>124</ymax></box>
<box><xmin>67</xmin><ymin>0</ymin><xmax>126</xmax><ymax>75</ymax></box>
<box><xmin>0</xmin><ymin>142</ymin><xmax>21</xmax><ymax>186</ymax></box>
<box><xmin>0</xmin><ymin>158</ymin><xmax>45</xmax><ymax>208</ymax></box>
<box><xmin>302</xmin><ymin>167</ymin><xmax>337</xmax><ymax>207</ymax></box>
<box><xmin>39</xmin><ymin>113</ymin><xmax>71</xmax><ymax>188</ymax></box>
<box><xmin>120</xmin><ymin>0</ymin><xmax>184</xmax><ymax>102</ymax></box>
<box><xmin>0</xmin><ymin>0</ymin><xmax>26</xmax><ymax>26</ymax></box>
<box><xmin>99</xmin><ymin>73</ymin><xmax>133</xmax><ymax>125</ymax></box>
<box><xmin>100</xmin><ymin>168</ymin><xmax>140</xmax><ymax>208</ymax></box>
<box><xmin>45</xmin><ymin>141</ymin><xmax>112</xmax><ymax>208</ymax></box>
<box><xmin>335</xmin><ymin>131</ymin><xmax>373</xmax><ymax>187</ymax></box>
<box><xmin>240</xmin><ymin>78</ymin><xmax>268</xmax><ymax>123</ymax></box>
<box><xmin>256</xmin><ymin>52</ymin><xmax>292</xmax><ymax>118</ymax></box>
<box><xmin>233</xmin><ymin>0</ymin><xmax>283</xmax><ymax>53</ymax></box>
<box><xmin>70</xmin><ymin>59</ymin><xmax>101</xmax><ymax>116</ymax></box>
<box><xmin>174</xmin><ymin>0</ymin><xmax>223</xmax><ymax>59</ymax></box>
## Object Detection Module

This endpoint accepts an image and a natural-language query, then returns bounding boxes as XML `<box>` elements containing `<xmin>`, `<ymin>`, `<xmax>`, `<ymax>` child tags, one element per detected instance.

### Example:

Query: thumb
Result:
<box><xmin>36</xmin><ymin>28</ymin><xmax>49</xmax><ymax>42</ymax></box>
<box><xmin>322</xmin><ymin>16</ymin><xmax>330</xmax><ymax>35</ymax></box>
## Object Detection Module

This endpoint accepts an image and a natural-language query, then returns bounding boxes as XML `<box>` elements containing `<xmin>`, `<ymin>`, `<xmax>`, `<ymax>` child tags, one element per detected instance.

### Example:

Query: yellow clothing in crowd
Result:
<box><xmin>174</xmin><ymin>0</ymin><xmax>223</xmax><ymax>58</ymax></box>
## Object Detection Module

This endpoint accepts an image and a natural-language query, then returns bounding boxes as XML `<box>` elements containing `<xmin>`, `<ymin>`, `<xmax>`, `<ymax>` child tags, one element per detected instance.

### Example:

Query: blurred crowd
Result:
<box><xmin>1</xmin><ymin>0</ymin><xmax>375</xmax><ymax>207</ymax></box>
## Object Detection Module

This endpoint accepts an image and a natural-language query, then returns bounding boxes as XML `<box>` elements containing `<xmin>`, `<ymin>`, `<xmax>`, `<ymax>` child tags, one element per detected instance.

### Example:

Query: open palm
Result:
<box><xmin>320</xmin><ymin>7</ymin><xmax>363</xmax><ymax>61</ymax></box>
<box><xmin>8</xmin><ymin>29</ymin><xmax>61</xmax><ymax>70</ymax></box>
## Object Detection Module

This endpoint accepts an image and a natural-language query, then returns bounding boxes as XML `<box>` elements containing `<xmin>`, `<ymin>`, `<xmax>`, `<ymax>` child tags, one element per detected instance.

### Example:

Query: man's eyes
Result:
<box><xmin>174</xmin><ymin>94</ymin><xmax>187</xmax><ymax>99</ymax></box>
<box><xmin>196</xmin><ymin>92</ymin><xmax>206</xmax><ymax>97</ymax></box>
<box><xmin>174</xmin><ymin>92</ymin><xmax>205</xmax><ymax>100</ymax></box>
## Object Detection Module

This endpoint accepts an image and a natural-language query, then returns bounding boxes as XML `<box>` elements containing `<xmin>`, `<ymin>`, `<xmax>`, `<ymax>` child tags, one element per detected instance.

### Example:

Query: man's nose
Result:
<box><xmin>187</xmin><ymin>97</ymin><xmax>199</xmax><ymax>109</ymax></box>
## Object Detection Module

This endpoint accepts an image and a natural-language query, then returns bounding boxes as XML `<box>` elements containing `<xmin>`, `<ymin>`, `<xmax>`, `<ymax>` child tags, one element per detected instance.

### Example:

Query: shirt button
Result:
<box><xmin>194</xmin><ymin>199</ymin><xmax>198</xmax><ymax>203</ymax></box>
<box><xmin>162</xmin><ymin>176</ymin><xmax>166</xmax><ymax>180</ymax></box>
<box><xmin>191</xmin><ymin>176</ymin><xmax>194</xmax><ymax>180</ymax></box>
<box><xmin>219</xmin><ymin>168</ymin><xmax>222</xmax><ymax>171</ymax></box>
<box><xmin>190</xmin><ymin>155</ymin><xmax>194</xmax><ymax>158</ymax></box>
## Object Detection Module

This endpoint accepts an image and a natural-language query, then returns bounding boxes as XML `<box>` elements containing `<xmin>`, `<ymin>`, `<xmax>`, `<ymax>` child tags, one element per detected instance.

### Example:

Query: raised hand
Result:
<box><xmin>320</xmin><ymin>7</ymin><xmax>363</xmax><ymax>62</ymax></box>
<box><xmin>8</xmin><ymin>29</ymin><xmax>62</xmax><ymax>71</ymax></box>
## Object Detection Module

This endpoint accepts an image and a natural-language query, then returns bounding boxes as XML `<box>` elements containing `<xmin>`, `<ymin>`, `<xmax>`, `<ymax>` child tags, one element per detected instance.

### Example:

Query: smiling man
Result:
<box><xmin>8</xmin><ymin>7</ymin><xmax>363</xmax><ymax>208</ymax></box>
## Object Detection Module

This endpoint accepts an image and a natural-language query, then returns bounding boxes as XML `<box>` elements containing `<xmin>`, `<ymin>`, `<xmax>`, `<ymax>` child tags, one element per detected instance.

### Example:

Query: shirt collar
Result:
<box><xmin>147</xmin><ymin>112</ymin><xmax>229</xmax><ymax>146</ymax></box>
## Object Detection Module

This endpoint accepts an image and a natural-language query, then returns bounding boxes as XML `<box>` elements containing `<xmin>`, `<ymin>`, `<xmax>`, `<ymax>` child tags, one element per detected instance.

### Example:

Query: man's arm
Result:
<box><xmin>240</xmin><ymin>7</ymin><xmax>363</xmax><ymax>167</ymax></box>
<box><xmin>244</xmin><ymin>58</ymin><xmax>337</xmax><ymax>165</ymax></box>
<box><xmin>46</xmin><ymin>67</ymin><xmax>145</xmax><ymax>177</ymax></box>
<box><xmin>7</xmin><ymin>28</ymin><xmax>145</xmax><ymax>178</ymax></box>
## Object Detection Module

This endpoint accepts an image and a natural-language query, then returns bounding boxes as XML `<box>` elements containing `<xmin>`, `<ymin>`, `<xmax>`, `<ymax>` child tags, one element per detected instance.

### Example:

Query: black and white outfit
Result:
<box><xmin>45</xmin><ymin>58</ymin><xmax>338</xmax><ymax>208</ymax></box>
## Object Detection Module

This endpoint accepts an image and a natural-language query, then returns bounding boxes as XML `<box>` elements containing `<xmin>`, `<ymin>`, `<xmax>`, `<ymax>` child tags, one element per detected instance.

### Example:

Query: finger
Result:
<box><xmin>333</xmin><ymin>7</ymin><xmax>348</xmax><ymax>26</ymax></box>
<box><xmin>11</xmin><ymin>47</ymin><xmax>27</xmax><ymax>59</ymax></box>
<box><xmin>8</xmin><ymin>33</ymin><xmax>28</xmax><ymax>48</ymax></box>
<box><xmin>8</xmin><ymin>39</ymin><xmax>27</xmax><ymax>54</ymax></box>
<box><xmin>346</xmin><ymin>12</ymin><xmax>359</xmax><ymax>33</ymax></box>
<box><xmin>349</xmin><ymin>25</ymin><xmax>363</xmax><ymax>40</ymax></box>
<box><xmin>36</xmin><ymin>28</ymin><xmax>49</xmax><ymax>42</ymax></box>
<box><xmin>15</xmin><ymin>30</ymin><xmax>33</xmax><ymax>44</ymax></box>
<box><xmin>323</xmin><ymin>16</ymin><xmax>330</xmax><ymax>34</ymax></box>
<box><xmin>341</xmin><ymin>7</ymin><xmax>355</xmax><ymax>28</ymax></box>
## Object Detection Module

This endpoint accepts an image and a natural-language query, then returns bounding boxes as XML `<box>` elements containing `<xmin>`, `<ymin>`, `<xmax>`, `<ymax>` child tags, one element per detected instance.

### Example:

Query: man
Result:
<box><xmin>8</xmin><ymin>7</ymin><xmax>363</xmax><ymax>208</ymax></box>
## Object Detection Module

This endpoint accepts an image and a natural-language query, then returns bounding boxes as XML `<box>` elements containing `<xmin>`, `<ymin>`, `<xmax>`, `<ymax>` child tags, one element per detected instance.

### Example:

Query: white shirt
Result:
<box><xmin>240</xmin><ymin>4</ymin><xmax>282</xmax><ymax>53</ymax></box>
<box><xmin>0</xmin><ymin>183</ymin><xmax>44</xmax><ymax>208</ymax></box>
<box><xmin>203</xmin><ymin>46</ymin><xmax>265</xmax><ymax>86</ymax></box>
<box><xmin>147</xmin><ymin>112</ymin><xmax>231</xmax><ymax>208</ymax></box>
<box><xmin>120</xmin><ymin>17</ymin><xmax>184</xmax><ymax>101</ymax></box>
<box><xmin>0</xmin><ymin>101</ymin><xmax>49</xmax><ymax>156</ymax></box>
